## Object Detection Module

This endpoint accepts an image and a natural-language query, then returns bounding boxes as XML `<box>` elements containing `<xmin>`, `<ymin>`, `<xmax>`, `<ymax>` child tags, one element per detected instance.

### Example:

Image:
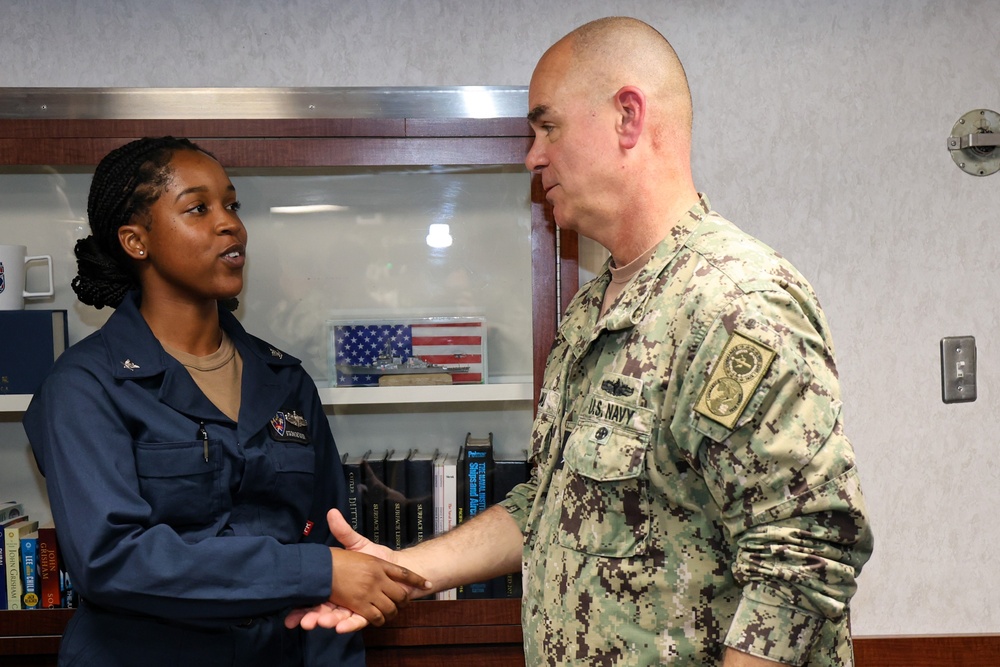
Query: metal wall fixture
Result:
<box><xmin>947</xmin><ymin>108</ymin><xmax>1000</xmax><ymax>176</ymax></box>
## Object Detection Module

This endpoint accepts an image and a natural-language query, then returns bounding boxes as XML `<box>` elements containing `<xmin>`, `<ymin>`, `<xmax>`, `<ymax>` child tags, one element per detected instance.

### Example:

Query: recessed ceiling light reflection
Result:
<box><xmin>426</xmin><ymin>223</ymin><xmax>453</xmax><ymax>249</ymax></box>
<box><xmin>269</xmin><ymin>204</ymin><xmax>349</xmax><ymax>214</ymax></box>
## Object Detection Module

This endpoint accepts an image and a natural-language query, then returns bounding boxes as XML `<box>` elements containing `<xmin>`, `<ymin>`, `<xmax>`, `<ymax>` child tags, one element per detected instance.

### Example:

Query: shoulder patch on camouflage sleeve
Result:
<box><xmin>694</xmin><ymin>331</ymin><xmax>776</xmax><ymax>429</ymax></box>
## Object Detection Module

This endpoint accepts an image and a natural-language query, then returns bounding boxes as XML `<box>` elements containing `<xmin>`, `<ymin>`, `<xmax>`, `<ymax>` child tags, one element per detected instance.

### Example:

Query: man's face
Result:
<box><xmin>525</xmin><ymin>44</ymin><xmax>615</xmax><ymax>236</ymax></box>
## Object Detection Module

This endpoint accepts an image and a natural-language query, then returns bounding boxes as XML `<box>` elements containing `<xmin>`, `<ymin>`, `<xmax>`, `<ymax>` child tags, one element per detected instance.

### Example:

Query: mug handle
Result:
<box><xmin>24</xmin><ymin>254</ymin><xmax>54</xmax><ymax>298</ymax></box>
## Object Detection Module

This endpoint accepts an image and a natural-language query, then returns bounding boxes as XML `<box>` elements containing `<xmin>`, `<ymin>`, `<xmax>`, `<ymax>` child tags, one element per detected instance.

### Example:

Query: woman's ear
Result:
<box><xmin>118</xmin><ymin>225</ymin><xmax>148</xmax><ymax>260</ymax></box>
<box><xmin>615</xmin><ymin>86</ymin><xmax>646</xmax><ymax>150</ymax></box>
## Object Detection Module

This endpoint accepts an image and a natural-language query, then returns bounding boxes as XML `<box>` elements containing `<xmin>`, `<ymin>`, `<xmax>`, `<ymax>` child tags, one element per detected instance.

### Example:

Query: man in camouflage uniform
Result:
<box><xmin>290</xmin><ymin>15</ymin><xmax>873</xmax><ymax>667</ymax></box>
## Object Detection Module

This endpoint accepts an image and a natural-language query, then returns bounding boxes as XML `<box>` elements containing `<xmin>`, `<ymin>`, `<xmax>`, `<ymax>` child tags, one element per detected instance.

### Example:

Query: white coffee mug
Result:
<box><xmin>0</xmin><ymin>245</ymin><xmax>54</xmax><ymax>310</ymax></box>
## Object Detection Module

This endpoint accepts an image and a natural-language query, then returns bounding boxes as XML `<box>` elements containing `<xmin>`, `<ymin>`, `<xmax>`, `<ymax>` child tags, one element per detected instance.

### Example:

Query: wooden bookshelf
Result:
<box><xmin>0</xmin><ymin>600</ymin><xmax>524</xmax><ymax>666</ymax></box>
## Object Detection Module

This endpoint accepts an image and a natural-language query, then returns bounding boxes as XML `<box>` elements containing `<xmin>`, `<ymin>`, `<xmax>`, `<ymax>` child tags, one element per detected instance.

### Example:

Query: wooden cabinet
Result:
<box><xmin>0</xmin><ymin>87</ymin><xmax>575</xmax><ymax>665</ymax></box>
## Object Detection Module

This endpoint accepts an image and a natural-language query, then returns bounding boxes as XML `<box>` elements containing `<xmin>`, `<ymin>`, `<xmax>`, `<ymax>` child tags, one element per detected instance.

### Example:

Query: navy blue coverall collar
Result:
<box><xmin>101</xmin><ymin>291</ymin><xmax>302</xmax><ymax>439</ymax></box>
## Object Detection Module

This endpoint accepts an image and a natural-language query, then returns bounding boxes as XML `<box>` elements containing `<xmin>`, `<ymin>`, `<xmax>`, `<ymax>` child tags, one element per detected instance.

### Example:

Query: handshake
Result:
<box><xmin>284</xmin><ymin>509</ymin><xmax>433</xmax><ymax>633</ymax></box>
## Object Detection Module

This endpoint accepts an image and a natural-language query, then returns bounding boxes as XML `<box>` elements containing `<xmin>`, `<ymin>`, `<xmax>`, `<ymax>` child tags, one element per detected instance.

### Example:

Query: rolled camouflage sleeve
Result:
<box><xmin>674</xmin><ymin>288</ymin><xmax>874</xmax><ymax>665</ymax></box>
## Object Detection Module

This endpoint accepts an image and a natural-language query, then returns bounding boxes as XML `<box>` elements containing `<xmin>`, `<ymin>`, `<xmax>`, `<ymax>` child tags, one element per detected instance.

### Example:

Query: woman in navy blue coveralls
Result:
<box><xmin>23</xmin><ymin>137</ymin><xmax>426</xmax><ymax>667</ymax></box>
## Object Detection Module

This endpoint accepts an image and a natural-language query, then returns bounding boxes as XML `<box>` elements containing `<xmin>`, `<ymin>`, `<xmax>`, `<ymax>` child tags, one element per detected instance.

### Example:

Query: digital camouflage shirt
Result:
<box><xmin>501</xmin><ymin>196</ymin><xmax>873</xmax><ymax>666</ymax></box>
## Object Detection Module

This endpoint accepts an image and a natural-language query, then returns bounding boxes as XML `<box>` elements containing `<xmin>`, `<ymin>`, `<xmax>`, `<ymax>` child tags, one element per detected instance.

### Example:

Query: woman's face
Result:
<box><xmin>134</xmin><ymin>149</ymin><xmax>247</xmax><ymax>306</ymax></box>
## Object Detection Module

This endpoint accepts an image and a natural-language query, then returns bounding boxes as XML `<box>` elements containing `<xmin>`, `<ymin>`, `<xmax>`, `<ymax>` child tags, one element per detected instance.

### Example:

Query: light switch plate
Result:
<box><xmin>941</xmin><ymin>336</ymin><xmax>977</xmax><ymax>403</ymax></box>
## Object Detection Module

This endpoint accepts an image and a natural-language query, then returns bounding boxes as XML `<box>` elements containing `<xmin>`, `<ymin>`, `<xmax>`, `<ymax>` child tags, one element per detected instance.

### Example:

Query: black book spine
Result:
<box><xmin>384</xmin><ymin>451</ymin><xmax>408</xmax><ymax>550</ymax></box>
<box><xmin>362</xmin><ymin>453</ymin><xmax>387</xmax><ymax>546</ymax></box>
<box><xmin>342</xmin><ymin>456</ymin><xmax>364</xmax><ymax>535</ymax></box>
<box><xmin>405</xmin><ymin>452</ymin><xmax>434</xmax><ymax>546</ymax></box>
<box><xmin>489</xmin><ymin>456</ymin><xmax>528</xmax><ymax>598</ymax></box>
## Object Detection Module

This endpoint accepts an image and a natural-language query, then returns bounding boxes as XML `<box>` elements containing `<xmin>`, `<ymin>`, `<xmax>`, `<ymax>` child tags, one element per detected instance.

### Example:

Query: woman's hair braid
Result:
<box><xmin>72</xmin><ymin>136</ymin><xmax>206</xmax><ymax>308</ymax></box>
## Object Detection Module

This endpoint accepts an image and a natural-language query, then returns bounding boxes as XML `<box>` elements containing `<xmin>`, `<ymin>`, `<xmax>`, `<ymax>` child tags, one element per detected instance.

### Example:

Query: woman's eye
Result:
<box><xmin>227</xmin><ymin>200</ymin><xmax>242</xmax><ymax>213</ymax></box>
<box><xmin>186</xmin><ymin>203</ymin><xmax>207</xmax><ymax>214</ymax></box>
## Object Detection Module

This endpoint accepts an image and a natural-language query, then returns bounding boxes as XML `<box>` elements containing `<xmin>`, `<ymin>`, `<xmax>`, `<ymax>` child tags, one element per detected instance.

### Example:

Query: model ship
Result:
<box><xmin>336</xmin><ymin>340</ymin><xmax>470</xmax><ymax>377</ymax></box>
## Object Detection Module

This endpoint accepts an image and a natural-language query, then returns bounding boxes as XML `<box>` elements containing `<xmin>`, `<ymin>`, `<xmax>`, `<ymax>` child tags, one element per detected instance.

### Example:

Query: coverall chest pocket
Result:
<box><xmin>269</xmin><ymin>443</ymin><xmax>316</xmax><ymax>512</ymax></box>
<box><xmin>557</xmin><ymin>411</ymin><xmax>651</xmax><ymax>558</ymax></box>
<box><xmin>134</xmin><ymin>440</ymin><xmax>222</xmax><ymax>527</ymax></box>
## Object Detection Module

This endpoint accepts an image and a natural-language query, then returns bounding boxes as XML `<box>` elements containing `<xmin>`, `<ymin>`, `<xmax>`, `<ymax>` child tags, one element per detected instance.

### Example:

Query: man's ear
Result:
<box><xmin>615</xmin><ymin>86</ymin><xmax>646</xmax><ymax>150</ymax></box>
<box><xmin>118</xmin><ymin>225</ymin><xmax>148</xmax><ymax>260</ymax></box>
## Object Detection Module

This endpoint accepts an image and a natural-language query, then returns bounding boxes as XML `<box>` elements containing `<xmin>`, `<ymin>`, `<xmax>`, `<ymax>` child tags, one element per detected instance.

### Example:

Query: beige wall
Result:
<box><xmin>4</xmin><ymin>0</ymin><xmax>998</xmax><ymax>637</ymax></box>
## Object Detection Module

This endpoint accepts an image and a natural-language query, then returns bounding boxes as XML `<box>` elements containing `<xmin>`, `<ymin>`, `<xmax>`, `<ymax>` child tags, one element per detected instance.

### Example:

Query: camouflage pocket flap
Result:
<box><xmin>563</xmin><ymin>422</ymin><xmax>648</xmax><ymax>483</ymax></box>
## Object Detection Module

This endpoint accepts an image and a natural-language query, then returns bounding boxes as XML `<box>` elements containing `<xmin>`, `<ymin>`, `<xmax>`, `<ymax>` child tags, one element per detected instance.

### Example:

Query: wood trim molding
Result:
<box><xmin>854</xmin><ymin>634</ymin><xmax>1000</xmax><ymax>666</ymax></box>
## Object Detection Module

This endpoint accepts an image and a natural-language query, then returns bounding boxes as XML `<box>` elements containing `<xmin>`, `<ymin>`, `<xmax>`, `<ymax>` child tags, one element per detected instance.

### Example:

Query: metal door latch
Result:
<box><xmin>947</xmin><ymin>109</ymin><xmax>1000</xmax><ymax>176</ymax></box>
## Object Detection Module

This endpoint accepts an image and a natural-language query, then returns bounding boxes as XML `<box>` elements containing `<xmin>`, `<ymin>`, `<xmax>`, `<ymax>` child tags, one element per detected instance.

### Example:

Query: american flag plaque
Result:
<box><xmin>329</xmin><ymin>317</ymin><xmax>486</xmax><ymax>387</ymax></box>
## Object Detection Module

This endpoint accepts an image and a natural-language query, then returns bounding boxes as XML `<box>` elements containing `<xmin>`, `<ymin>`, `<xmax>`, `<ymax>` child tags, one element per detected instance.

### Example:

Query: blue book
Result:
<box><xmin>458</xmin><ymin>433</ymin><xmax>494</xmax><ymax>599</ymax></box>
<box><xmin>20</xmin><ymin>533</ymin><xmax>39</xmax><ymax>609</ymax></box>
<box><xmin>0</xmin><ymin>310</ymin><xmax>68</xmax><ymax>395</ymax></box>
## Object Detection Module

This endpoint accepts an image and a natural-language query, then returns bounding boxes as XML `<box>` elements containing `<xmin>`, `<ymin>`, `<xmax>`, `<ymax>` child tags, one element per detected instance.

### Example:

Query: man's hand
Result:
<box><xmin>285</xmin><ymin>509</ymin><xmax>431</xmax><ymax>633</ymax></box>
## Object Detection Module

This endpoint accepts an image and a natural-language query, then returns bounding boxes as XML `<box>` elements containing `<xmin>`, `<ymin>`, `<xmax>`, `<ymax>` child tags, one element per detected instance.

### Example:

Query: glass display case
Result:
<box><xmin>0</xmin><ymin>87</ymin><xmax>579</xmax><ymax>667</ymax></box>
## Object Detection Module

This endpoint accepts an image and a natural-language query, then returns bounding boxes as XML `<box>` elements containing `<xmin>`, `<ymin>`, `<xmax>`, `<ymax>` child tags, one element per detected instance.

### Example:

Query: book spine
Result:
<box><xmin>37</xmin><ymin>527</ymin><xmax>61</xmax><ymax>609</ymax></box>
<box><xmin>0</xmin><ymin>531</ymin><xmax>6</xmax><ymax>610</ymax></box>
<box><xmin>458</xmin><ymin>441</ymin><xmax>494</xmax><ymax>599</ymax></box>
<box><xmin>4</xmin><ymin>527</ymin><xmax>22</xmax><ymax>610</ymax></box>
<box><xmin>20</xmin><ymin>535</ymin><xmax>39</xmax><ymax>609</ymax></box>
<box><xmin>433</xmin><ymin>456</ymin><xmax>444</xmax><ymax>538</ymax></box>
<box><xmin>406</xmin><ymin>454</ymin><xmax>433</xmax><ymax>546</ymax></box>
<box><xmin>362</xmin><ymin>454</ymin><xmax>387</xmax><ymax>546</ymax></box>
<box><xmin>342</xmin><ymin>459</ymin><xmax>364</xmax><ymax>534</ymax></box>
<box><xmin>385</xmin><ymin>453</ymin><xmax>408</xmax><ymax>550</ymax></box>
<box><xmin>61</xmin><ymin>569</ymin><xmax>77</xmax><ymax>608</ymax></box>
<box><xmin>490</xmin><ymin>457</ymin><xmax>529</xmax><ymax>598</ymax></box>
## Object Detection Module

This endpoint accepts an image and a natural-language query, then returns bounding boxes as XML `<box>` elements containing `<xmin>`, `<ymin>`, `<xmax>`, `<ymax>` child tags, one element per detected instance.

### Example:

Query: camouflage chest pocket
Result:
<box><xmin>556</xmin><ymin>405</ymin><xmax>652</xmax><ymax>558</ymax></box>
<box><xmin>134</xmin><ymin>440</ymin><xmax>222</xmax><ymax>528</ymax></box>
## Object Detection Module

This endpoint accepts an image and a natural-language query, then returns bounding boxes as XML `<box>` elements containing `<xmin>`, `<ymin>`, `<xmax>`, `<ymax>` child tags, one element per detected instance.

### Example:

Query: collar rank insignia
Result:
<box><xmin>269</xmin><ymin>347</ymin><xmax>284</xmax><ymax>359</ymax></box>
<box><xmin>122</xmin><ymin>359</ymin><xmax>140</xmax><ymax>371</ymax></box>
<box><xmin>695</xmin><ymin>331</ymin><xmax>776</xmax><ymax>430</ymax></box>
<box><xmin>601</xmin><ymin>378</ymin><xmax>634</xmax><ymax>397</ymax></box>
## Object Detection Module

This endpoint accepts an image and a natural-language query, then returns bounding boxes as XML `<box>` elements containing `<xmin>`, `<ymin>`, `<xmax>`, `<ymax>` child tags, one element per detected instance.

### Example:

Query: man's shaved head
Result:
<box><xmin>548</xmin><ymin>16</ymin><xmax>693</xmax><ymax>137</ymax></box>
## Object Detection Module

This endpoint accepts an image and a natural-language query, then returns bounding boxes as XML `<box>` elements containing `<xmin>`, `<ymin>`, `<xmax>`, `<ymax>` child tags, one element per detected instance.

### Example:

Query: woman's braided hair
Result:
<box><xmin>72</xmin><ymin>136</ymin><xmax>206</xmax><ymax>309</ymax></box>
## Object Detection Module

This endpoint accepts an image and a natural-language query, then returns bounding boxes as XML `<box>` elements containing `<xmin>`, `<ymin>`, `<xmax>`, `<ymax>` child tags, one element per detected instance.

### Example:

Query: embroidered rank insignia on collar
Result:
<box><xmin>695</xmin><ymin>331</ymin><xmax>776</xmax><ymax>429</ymax></box>
<box><xmin>122</xmin><ymin>359</ymin><xmax>140</xmax><ymax>371</ymax></box>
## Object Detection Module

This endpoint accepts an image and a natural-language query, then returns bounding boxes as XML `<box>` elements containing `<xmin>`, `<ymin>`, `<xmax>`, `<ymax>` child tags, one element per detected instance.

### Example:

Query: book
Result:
<box><xmin>435</xmin><ymin>450</ymin><xmax>459</xmax><ymax>601</ymax></box>
<box><xmin>405</xmin><ymin>449</ymin><xmax>435</xmax><ymax>546</ymax></box>
<box><xmin>361</xmin><ymin>451</ymin><xmax>388</xmax><ymax>547</ymax></box>
<box><xmin>20</xmin><ymin>532</ymin><xmax>39</xmax><ymax>609</ymax></box>
<box><xmin>1</xmin><ymin>515</ymin><xmax>29</xmax><ymax>610</ymax></box>
<box><xmin>341</xmin><ymin>453</ymin><xmax>366</xmax><ymax>536</ymax></box>
<box><xmin>36</xmin><ymin>525</ymin><xmax>61</xmax><ymax>609</ymax></box>
<box><xmin>5</xmin><ymin>517</ymin><xmax>39</xmax><ymax>609</ymax></box>
<box><xmin>490</xmin><ymin>452</ymin><xmax>529</xmax><ymax>598</ymax></box>
<box><xmin>458</xmin><ymin>433</ymin><xmax>494</xmax><ymax>599</ymax></box>
<box><xmin>61</xmin><ymin>568</ymin><xmax>77</xmax><ymax>609</ymax></box>
<box><xmin>0</xmin><ymin>309</ymin><xmax>69</xmax><ymax>395</ymax></box>
<box><xmin>0</xmin><ymin>501</ymin><xmax>24</xmax><ymax>525</ymax></box>
<box><xmin>432</xmin><ymin>451</ymin><xmax>443</xmax><ymax>541</ymax></box>
<box><xmin>384</xmin><ymin>450</ymin><xmax>408</xmax><ymax>550</ymax></box>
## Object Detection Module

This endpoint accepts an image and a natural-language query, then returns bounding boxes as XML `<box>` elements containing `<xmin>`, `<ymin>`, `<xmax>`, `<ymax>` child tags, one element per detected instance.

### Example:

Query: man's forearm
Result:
<box><xmin>401</xmin><ymin>504</ymin><xmax>523</xmax><ymax>595</ymax></box>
